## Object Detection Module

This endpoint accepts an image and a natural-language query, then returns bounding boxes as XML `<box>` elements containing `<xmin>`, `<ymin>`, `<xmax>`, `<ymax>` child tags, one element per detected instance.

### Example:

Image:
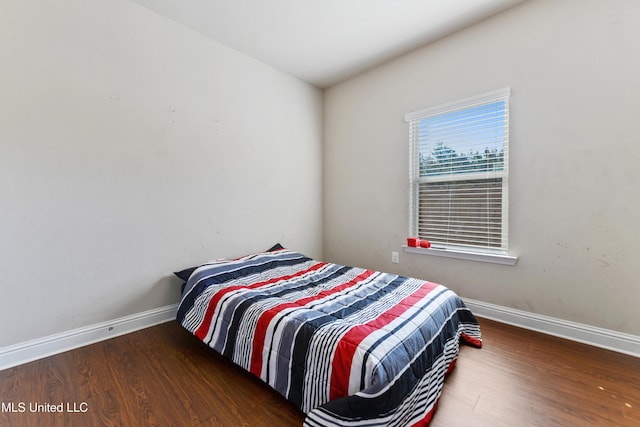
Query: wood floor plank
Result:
<box><xmin>0</xmin><ymin>318</ymin><xmax>638</xmax><ymax>426</ymax></box>
<box><xmin>431</xmin><ymin>319</ymin><xmax>640</xmax><ymax>427</ymax></box>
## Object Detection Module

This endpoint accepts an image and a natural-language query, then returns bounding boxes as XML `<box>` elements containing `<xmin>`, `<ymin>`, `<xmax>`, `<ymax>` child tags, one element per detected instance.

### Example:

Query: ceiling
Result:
<box><xmin>132</xmin><ymin>0</ymin><xmax>525</xmax><ymax>88</ymax></box>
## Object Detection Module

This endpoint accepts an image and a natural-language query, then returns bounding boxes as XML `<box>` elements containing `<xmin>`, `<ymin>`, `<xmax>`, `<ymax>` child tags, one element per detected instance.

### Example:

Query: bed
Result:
<box><xmin>176</xmin><ymin>246</ymin><xmax>481</xmax><ymax>426</ymax></box>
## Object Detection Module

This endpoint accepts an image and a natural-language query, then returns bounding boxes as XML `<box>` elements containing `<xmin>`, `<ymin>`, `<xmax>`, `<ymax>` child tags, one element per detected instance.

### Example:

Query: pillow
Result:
<box><xmin>267</xmin><ymin>243</ymin><xmax>285</xmax><ymax>252</ymax></box>
<box><xmin>175</xmin><ymin>244</ymin><xmax>285</xmax><ymax>282</ymax></box>
<box><xmin>174</xmin><ymin>266</ymin><xmax>198</xmax><ymax>282</ymax></box>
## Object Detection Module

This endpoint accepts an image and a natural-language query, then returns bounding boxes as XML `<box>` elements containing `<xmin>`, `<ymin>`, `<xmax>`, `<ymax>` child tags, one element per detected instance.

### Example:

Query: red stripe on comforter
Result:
<box><xmin>329</xmin><ymin>281</ymin><xmax>439</xmax><ymax>400</ymax></box>
<box><xmin>250</xmin><ymin>268</ymin><xmax>375</xmax><ymax>377</ymax></box>
<box><xmin>195</xmin><ymin>261</ymin><xmax>327</xmax><ymax>341</ymax></box>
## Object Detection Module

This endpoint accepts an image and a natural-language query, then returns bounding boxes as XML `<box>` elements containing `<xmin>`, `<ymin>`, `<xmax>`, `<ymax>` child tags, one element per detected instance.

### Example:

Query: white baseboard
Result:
<box><xmin>0</xmin><ymin>304</ymin><xmax>179</xmax><ymax>371</ymax></box>
<box><xmin>2</xmin><ymin>300</ymin><xmax>638</xmax><ymax>372</ymax></box>
<box><xmin>463</xmin><ymin>298</ymin><xmax>640</xmax><ymax>358</ymax></box>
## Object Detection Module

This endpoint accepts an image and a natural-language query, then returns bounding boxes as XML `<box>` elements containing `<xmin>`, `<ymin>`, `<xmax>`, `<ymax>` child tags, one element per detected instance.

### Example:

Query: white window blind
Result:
<box><xmin>406</xmin><ymin>88</ymin><xmax>510</xmax><ymax>253</ymax></box>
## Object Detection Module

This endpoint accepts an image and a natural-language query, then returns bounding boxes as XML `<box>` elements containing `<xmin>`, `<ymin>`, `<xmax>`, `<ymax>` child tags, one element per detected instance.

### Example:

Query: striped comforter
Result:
<box><xmin>177</xmin><ymin>249</ymin><xmax>481</xmax><ymax>426</ymax></box>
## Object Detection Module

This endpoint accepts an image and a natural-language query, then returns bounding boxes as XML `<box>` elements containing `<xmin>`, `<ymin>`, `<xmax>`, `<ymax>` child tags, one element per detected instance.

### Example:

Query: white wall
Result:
<box><xmin>323</xmin><ymin>0</ymin><xmax>640</xmax><ymax>335</ymax></box>
<box><xmin>0</xmin><ymin>0</ymin><xmax>323</xmax><ymax>347</ymax></box>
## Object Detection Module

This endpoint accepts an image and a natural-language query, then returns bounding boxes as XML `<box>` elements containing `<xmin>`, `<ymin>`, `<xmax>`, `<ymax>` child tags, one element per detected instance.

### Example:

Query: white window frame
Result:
<box><xmin>404</xmin><ymin>88</ymin><xmax>517</xmax><ymax>265</ymax></box>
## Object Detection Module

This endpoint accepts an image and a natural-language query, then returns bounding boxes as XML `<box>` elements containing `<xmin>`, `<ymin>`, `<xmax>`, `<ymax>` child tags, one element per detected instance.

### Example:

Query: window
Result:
<box><xmin>405</xmin><ymin>89</ymin><xmax>513</xmax><ymax>261</ymax></box>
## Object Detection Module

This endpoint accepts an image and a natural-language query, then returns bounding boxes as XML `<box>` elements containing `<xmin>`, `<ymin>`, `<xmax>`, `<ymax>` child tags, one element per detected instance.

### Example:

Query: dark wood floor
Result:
<box><xmin>0</xmin><ymin>318</ymin><xmax>638</xmax><ymax>426</ymax></box>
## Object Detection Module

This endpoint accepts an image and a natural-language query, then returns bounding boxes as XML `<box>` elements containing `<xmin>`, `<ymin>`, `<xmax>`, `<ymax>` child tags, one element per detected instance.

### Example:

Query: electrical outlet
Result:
<box><xmin>391</xmin><ymin>251</ymin><xmax>399</xmax><ymax>264</ymax></box>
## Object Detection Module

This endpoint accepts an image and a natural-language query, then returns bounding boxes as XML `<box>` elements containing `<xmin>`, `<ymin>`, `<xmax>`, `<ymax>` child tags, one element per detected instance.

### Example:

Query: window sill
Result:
<box><xmin>402</xmin><ymin>245</ymin><xmax>518</xmax><ymax>266</ymax></box>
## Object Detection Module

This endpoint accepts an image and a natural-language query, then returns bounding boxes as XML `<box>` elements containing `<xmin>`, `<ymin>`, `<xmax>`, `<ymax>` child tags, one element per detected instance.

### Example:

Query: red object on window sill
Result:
<box><xmin>408</xmin><ymin>237</ymin><xmax>431</xmax><ymax>248</ymax></box>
